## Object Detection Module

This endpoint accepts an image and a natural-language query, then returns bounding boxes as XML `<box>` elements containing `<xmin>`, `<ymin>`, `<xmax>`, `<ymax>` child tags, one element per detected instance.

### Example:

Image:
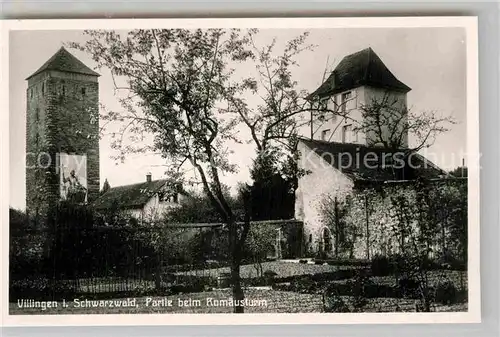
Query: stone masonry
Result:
<box><xmin>25</xmin><ymin>47</ymin><xmax>100</xmax><ymax>218</ymax></box>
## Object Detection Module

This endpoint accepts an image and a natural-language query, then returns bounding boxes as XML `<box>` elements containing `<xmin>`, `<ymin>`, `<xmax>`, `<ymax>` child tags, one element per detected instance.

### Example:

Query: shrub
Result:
<box><xmin>294</xmin><ymin>276</ymin><xmax>320</xmax><ymax>294</ymax></box>
<box><xmin>434</xmin><ymin>280</ymin><xmax>458</xmax><ymax>305</ymax></box>
<box><xmin>397</xmin><ymin>277</ymin><xmax>421</xmax><ymax>299</ymax></box>
<box><xmin>347</xmin><ymin>272</ymin><xmax>373</xmax><ymax>310</ymax></box>
<box><xmin>437</xmin><ymin>251</ymin><xmax>466</xmax><ymax>271</ymax></box>
<box><xmin>263</xmin><ymin>270</ymin><xmax>278</xmax><ymax>286</ymax></box>
<box><xmin>324</xmin><ymin>296</ymin><xmax>350</xmax><ymax>313</ymax></box>
<box><xmin>370</xmin><ymin>255</ymin><xmax>392</xmax><ymax>276</ymax></box>
<box><xmin>323</xmin><ymin>283</ymin><xmax>351</xmax><ymax>312</ymax></box>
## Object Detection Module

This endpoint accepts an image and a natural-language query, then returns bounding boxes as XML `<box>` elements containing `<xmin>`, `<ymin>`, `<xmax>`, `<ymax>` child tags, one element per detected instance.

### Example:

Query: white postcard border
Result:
<box><xmin>1</xmin><ymin>16</ymin><xmax>480</xmax><ymax>327</ymax></box>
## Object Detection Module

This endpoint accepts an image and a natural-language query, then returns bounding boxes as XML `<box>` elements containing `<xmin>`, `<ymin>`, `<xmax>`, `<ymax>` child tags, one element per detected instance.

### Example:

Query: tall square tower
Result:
<box><xmin>25</xmin><ymin>47</ymin><xmax>100</xmax><ymax>218</ymax></box>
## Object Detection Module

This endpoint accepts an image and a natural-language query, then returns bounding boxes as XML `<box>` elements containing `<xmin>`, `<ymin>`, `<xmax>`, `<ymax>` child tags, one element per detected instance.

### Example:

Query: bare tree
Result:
<box><xmin>352</xmin><ymin>93</ymin><xmax>456</xmax><ymax>152</ymax></box>
<box><xmin>226</xmin><ymin>32</ymin><xmax>354</xmax><ymax>159</ymax></box>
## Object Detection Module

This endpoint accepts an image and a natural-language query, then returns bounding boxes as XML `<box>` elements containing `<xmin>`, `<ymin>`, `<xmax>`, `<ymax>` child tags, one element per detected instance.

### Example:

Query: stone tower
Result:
<box><xmin>26</xmin><ymin>47</ymin><xmax>100</xmax><ymax>217</ymax></box>
<box><xmin>308</xmin><ymin>47</ymin><xmax>411</xmax><ymax>147</ymax></box>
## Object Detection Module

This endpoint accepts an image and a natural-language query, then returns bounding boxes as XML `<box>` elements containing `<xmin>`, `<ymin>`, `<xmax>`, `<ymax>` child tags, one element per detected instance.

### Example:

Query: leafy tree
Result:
<box><xmin>164</xmin><ymin>188</ymin><xmax>244</xmax><ymax>224</ymax></box>
<box><xmin>318</xmin><ymin>193</ymin><xmax>355</xmax><ymax>258</ymax></box>
<box><xmin>227</xmin><ymin>31</ymin><xmax>331</xmax><ymax>221</ymax></box>
<box><xmin>449</xmin><ymin>166</ymin><xmax>467</xmax><ymax>178</ymax></box>
<box><xmin>388</xmin><ymin>179</ymin><xmax>467</xmax><ymax>311</ymax></box>
<box><xmin>70</xmin><ymin>29</ymin><xmax>266</xmax><ymax>313</ymax></box>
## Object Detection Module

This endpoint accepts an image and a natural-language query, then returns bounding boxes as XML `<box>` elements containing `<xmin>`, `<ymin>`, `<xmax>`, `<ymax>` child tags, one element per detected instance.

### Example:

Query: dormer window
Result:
<box><xmin>341</xmin><ymin>91</ymin><xmax>351</xmax><ymax>112</ymax></box>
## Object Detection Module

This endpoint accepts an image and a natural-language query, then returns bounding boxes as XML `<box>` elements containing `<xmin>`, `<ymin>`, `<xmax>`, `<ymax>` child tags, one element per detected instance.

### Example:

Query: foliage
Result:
<box><xmin>434</xmin><ymin>280</ymin><xmax>459</xmax><ymax>305</ymax></box>
<box><xmin>70</xmin><ymin>29</ymin><xmax>265</xmax><ymax>312</ymax></box>
<box><xmin>164</xmin><ymin>188</ymin><xmax>243</xmax><ymax>224</ymax></box>
<box><xmin>387</xmin><ymin>179</ymin><xmax>466</xmax><ymax>311</ymax></box>
<box><xmin>318</xmin><ymin>193</ymin><xmax>356</xmax><ymax>258</ymax></box>
<box><xmin>370</xmin><ymin>255</ymin><xmax>393</xmax><ymax>277</ymax></box>
<box><xmin>248</xmin><ymin>149</ymin><xmax>296</xmax><ymax>221</ymax></box>
<box><xmin>345</xmin><ymin>272</ymin><xmax>373</xmax><ymax>311</ymax></box>
<box><xmin>351</xmin><ymin>93</ymin><xmax>456</xmax><ymax>152</ymax></box>
<box><xmin>322</xmin><ymin>272</ymin><xmax>373</xmax><ymax>312</ymax></box>
<box><xmin>323</xmin><ymin>288</ymin><xmax>350</xmax><ymax>313</ymax></box>
<box><xmin>338</xmin><ymin>179</ymin><xmax>467</xmax><ymax>311</ymax></box>
<box><xmin>449</xmin><ymin>166</ymin><xmax>467</xmax><ymax>178</ymax></box>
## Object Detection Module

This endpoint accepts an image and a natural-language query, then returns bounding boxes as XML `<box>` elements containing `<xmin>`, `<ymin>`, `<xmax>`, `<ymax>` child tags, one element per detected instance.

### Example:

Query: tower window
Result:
<box><xmin>42</xmin><ymin>83</ymin><xmax>45</xmax><ymax>96</ymax></box>
<box><xmin>81</xmin><ymin>88</ymin><xmax>86</xmax><ymax>96</ymax></box>
<box><xmin>35</xmin><ymin>108</ymin><xmax>40</xmax><ymax>121</ymax></box>
<box><xmin>342</xmin><ymin>124</ymin><xmax>353</xmax><ymax>143</ymax></box>
<box><xmin>62</xmin><ymin>86</ymin><xmax>66</xmax><ymax>96</ymax></box>
<box><xmin>321</xmin><ymin>129</ymin><xmax>331</xmax><ymax>141</ymax></box>
<box><xmin>319</xmin><ymin>97</ymin><xmax>328</xmax><ymax>110</ymax></box>
<box><xmin>341</xmin><ymin>91</ymin><xmax>352</xmax><ymax>112</ymax></box>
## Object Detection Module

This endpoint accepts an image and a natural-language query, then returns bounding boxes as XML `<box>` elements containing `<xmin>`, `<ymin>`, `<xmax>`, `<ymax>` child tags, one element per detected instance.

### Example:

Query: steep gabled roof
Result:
<box><xmin>93</xmin><ymin>179</ymin><xmax>168</xmax><ymax>210</ymax></box>
<box><xmin>26</xmin><ymin>47</ymin><xmax>100</xmax><ymax>80</ymax></box>
<box><xmin>299</xmin><ymin>138</ymin><xmax>447</xmax><ymax>182</ymax></box>
<box><xmin>308</xmin><ymin>47</ymin><xmax>411</xmax><ymax>99</ymax></box>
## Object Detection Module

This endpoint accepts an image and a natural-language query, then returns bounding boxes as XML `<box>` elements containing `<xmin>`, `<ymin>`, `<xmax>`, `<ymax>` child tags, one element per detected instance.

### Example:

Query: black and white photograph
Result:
<box><xmin>3</xmin><ymin>17</ymin><xmax>479</xmax><ymax>325</ymax></box>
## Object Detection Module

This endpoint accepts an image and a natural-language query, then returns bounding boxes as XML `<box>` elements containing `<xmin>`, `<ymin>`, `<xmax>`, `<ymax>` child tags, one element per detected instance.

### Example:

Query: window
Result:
<box><xmin>319</xmin><ymin>97</ymin><xmax>328</xmax><ymax>110</ymax></box>
<box><xmin>42</xmin><ymin>83</ymin><xmax>45</xmax><ymax>96</ymax></box>
<box><xmin>342</xmin><ymin>124</ymin><xmax>353</xmax><ymax>143</ymax></box>
<box><xmin>321</xmin><ymin>129</ymin><xmax>331</xmax><ymax>141</ymax></box>
<box><xmin>341</xmin><ymin>91</ymin><xmax>352</xmax><ymax>112</ymax></box>
<box><xmin>81</xmin><ymin>88</ymin><xmax>86</xmax><ymax>96</ymax></box>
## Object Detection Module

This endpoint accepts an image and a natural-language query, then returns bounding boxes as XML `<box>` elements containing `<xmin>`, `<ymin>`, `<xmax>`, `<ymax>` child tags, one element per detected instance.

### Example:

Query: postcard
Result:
<box><xmin>1</xmin><ymin>17</ymin><xmax>480</xmax><ymax>326</ymax></box>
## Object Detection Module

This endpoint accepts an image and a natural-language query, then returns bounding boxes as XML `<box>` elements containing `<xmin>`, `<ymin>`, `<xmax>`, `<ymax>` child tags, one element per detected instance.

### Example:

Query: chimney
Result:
<box><xmin>146</xmin><ymin>172</ymin><xmax>152</xmax><ymax>183</ymax></box>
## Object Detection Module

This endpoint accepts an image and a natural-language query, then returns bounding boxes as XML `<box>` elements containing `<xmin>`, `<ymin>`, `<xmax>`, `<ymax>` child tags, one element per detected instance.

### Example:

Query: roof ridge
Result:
<box><xmin>307</xmin><ymin>47</ymin><xmax>411</xmax><ymax>99</ymax></box>
<box><xmin>106</xmin><ymin>179</ymin><xmax>167</xmax><ymax>191</ymax></box>
<box><xmin>26</xmin><ymin>46</ymin><xmax>100</xmax><ymax>80</ymax></box>
<box><xmin>364</xmin><ymin>47</ymin><xmax>372</xmax><ymax>82</ymax></box>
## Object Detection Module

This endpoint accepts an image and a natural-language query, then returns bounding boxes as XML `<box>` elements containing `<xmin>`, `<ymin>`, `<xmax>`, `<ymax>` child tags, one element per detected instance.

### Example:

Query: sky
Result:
<box><xmin>9</xmin><ymin>27</ymin><xmax>467</xmax><ymax>210</ymax></box>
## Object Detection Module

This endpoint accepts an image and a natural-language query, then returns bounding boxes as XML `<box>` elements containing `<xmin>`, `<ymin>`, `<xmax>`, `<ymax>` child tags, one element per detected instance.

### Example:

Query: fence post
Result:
<box><xmin>365</xmin><ymin>194</ymin><xmax>370</xmax><ymax>260</ymax></box>
<box><xmin>334</xmin><ymin>197</ymin><xmax>339</xmax><ymax>258</ymax></box>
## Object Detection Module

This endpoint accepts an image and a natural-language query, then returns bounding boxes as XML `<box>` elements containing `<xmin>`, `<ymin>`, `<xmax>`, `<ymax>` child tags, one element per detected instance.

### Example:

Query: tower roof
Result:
<box><xmin>26</xmin><ymin>46</ymin><xmax>100</xmax><ymax>80</ymax></box>
<box><xmin>308</xmin><ymin>47</ymin><xmax>411</xmax><ymax>99</ymax></box>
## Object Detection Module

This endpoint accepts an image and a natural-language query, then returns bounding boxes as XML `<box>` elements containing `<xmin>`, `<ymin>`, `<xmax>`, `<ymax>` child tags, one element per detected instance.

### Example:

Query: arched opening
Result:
<box><xmin>323</xmin><ymin>227</ymin><xmax>333</xmax><ymax>253</ymax></box>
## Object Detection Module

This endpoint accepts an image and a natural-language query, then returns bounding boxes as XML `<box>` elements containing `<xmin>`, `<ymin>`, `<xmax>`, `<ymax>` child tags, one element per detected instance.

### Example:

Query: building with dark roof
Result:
<box><xmin>93</xmin><ymin>173</ymin><xmax>191</xmax><ymax>223</ymax></box>
<box><xmin>295</xmin><ymin>48</ymin><xmax>453</xmax><ymax>257</ymax></box>
<box><xmin>26</xmin><ymin>47</ymin><xmax>100</xmax><ymax>80</ymax></box>
<box><xmin>26</xmin><ymin>46</ymin><xmax>100</xmax><ymax>217</ymax></box>
<box><xmin>308</xmin><ymin>47</ymin><xmax>411</xmax><ymax>148</ymax></box>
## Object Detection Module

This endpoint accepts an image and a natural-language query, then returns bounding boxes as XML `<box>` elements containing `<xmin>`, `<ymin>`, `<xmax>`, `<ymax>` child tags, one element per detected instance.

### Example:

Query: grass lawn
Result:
<box><xmin>10</xmin><ymin>262</ymin><xmax>467</xmax><ymax>314</ymax></box>
<box><xmin>178</xmin><ymin>261</ymin><xmax>353</xmax><ymax>279</ymax></box>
